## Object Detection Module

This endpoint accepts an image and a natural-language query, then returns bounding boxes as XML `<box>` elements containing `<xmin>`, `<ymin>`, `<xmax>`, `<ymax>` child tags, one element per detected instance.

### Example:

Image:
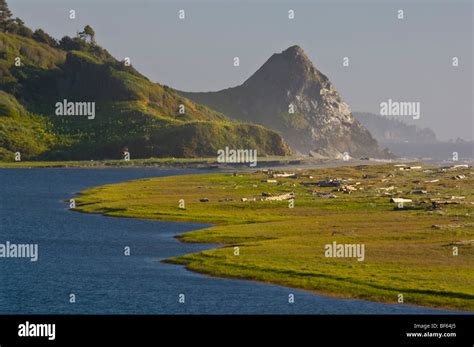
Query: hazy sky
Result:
<box><xmin>8</xmin><ymin>0</ymin><xmax>473</xmax><ymax>141</ymax></box>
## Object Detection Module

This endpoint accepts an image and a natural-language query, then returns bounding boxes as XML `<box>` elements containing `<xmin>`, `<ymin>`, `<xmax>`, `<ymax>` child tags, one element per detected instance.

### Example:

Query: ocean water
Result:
<box><xmin>0</xmin><ymin>168</ymin><xmax>464</xmax><ymax>314</ymax></box>
<box><xmin>383</xmin><ymin>142</ymin><xmax>474</xmax><ymax>163</ymax></box>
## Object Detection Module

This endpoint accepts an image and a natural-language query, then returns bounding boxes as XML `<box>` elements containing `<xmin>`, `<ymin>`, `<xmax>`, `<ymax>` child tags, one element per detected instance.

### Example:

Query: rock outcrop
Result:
<box><xmin>180</xmin><ymin>45</ymin><xmax>393</xmax><ymax>159</ymax></box>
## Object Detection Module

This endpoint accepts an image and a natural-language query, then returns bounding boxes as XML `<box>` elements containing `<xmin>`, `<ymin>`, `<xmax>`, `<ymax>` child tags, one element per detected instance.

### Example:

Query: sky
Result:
<box><xmin>8</xmin><ymin>0</ymin><xmax>473</xmax><ymax>141</ymax></box>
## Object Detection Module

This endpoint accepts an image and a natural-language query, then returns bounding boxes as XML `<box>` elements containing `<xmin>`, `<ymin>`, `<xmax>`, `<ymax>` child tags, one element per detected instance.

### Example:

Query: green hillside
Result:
<box><xmin>0</xmin><ymin>13</ymin><xmax>290</xmax><ymax>160</ymax></box>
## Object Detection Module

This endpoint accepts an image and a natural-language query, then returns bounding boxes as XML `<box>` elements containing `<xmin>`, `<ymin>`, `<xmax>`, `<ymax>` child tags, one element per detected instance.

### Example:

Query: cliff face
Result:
<box><xmin>180</xmin><ymin>45</ymin><xmax>393</xmax><ymax>159</ymax></box>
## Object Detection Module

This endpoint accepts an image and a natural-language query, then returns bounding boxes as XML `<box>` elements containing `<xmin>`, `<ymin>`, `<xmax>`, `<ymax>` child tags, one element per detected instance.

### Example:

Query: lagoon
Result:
<box><xmin>0</xmin><ymin>168</ymin><xmax>459</xmax><ymax>314</ymax></box>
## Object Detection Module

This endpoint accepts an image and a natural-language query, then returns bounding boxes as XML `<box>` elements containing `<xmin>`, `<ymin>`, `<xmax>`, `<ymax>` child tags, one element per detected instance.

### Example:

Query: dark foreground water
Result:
<box><xmin>0</xmin><ymin>168</ymin><xmax>463</xmax><ymax>314</ymax></box>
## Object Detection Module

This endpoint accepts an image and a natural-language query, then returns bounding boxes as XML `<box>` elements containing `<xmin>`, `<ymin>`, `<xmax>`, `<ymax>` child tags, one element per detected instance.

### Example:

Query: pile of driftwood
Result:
<box><xmin>390</xmin><ymin>198</ymin><xmax>412</xmax><ymax>204</ymax></box>
<box><xmin>440</xmin><ymin>164</ymin><xmax>469</xmax><ymax>172</ymax></box>
<box><xmin>396</xmin><ymin>165</ymin><xmax>422</xmax><ymax>171</ymax></box>
<box><xmin>337</xmin><ymin>185</ymin><xmax>357</xmax><ymax>194</ymax></box>
<box><xmin>452</xmin><ymin>175</ymin><xmax>466</xmax><ymax>180</ymax></box>
<box><xmin>271</xmin><ymin>172</ymin><xmax>297</xmax><ymax>178</ymax></box>
<box><xmin>239</xmin><ymin>192</ymin><xmax>295</xmax><ymax>202</ymax></box>
<box><xmin>261</xmin><ymin>192</ymin><xmax>295</xmax><ymax>201</ymax></box>
<box><xmin>301</xmin><ymin>179</ymin><xmax>342</xmax><ymax>187</ymax></box>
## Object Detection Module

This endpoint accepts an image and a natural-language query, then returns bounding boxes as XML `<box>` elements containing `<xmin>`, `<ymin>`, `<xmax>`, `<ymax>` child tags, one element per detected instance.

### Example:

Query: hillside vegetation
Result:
<box><xmin>0</xmin><ymin>16</ymin><xmax>290</xmax><ymax>160</ymax></box>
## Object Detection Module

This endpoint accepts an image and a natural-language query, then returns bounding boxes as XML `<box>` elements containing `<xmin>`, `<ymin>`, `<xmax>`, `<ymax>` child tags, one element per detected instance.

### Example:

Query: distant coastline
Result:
<box><xmin>0</xmin><ymin>156</ymin><xmax>382</xmax><ymax>169</ymax></box>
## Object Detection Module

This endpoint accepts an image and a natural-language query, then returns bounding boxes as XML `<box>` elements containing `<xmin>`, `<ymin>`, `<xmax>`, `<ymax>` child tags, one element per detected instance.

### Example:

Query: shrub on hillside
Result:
<box><xmin>32</xmin><ymin>29</ymin><xmax>58</xmax><ymax>47</ymax></box>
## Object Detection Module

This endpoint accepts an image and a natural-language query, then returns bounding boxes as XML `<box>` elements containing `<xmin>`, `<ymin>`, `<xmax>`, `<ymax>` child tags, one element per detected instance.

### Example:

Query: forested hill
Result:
<box><xmin>0</xmin><ymin>3</ymin><xmax>290</xmax><ymax>160</ymax></box>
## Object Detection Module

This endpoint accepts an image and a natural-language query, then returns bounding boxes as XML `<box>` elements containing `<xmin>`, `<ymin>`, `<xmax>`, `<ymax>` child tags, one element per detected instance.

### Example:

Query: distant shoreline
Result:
<box><xmin>1</xmin><ymin>157</ymin><xmax>470</xmax><ymax>172</ymax></box>
<box><xmin>0</xmin><ymin>156</ymin><xmax>410</xmax><ymax>170</ymax></box>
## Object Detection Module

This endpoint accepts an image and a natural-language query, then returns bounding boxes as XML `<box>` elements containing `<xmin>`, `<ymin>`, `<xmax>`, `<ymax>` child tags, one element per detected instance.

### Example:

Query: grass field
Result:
<box><xmin>73</xmin><ymin>162</ymin><xmax>474</xmax><ymax>310</ymax></box>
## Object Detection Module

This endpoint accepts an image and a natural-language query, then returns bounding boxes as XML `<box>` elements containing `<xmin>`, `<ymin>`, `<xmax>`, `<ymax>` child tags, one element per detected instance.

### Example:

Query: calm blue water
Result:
<box><xmin>0</xmin><ymin>168</ymin><xmax>464</xmax><ymax>314</ymax></box>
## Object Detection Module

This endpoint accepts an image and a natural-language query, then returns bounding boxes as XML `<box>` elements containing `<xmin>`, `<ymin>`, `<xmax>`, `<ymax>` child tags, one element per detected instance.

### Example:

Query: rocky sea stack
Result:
<box><xmin>180</xmin><ymin>45</ymin><xmax>394</xmax><ymax>159</ymax></box>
